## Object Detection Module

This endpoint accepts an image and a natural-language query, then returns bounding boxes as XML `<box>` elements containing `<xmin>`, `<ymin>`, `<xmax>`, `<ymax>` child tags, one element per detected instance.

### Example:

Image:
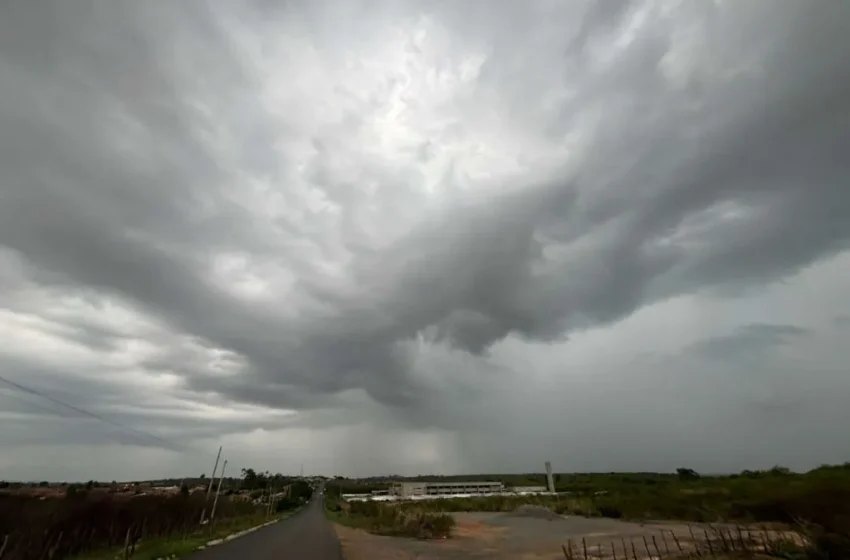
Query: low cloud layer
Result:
<box><xmin>2</xmin><ymin>0</ymin><xmax>850</xmax><ymax>481</ymax></box>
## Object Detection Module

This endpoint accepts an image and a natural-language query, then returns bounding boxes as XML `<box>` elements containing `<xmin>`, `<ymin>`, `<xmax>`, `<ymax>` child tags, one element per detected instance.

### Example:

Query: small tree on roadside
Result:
<box><xmin>676</xmin><ymin>468</ymin><xmax>700</xmax><ymax>480</ymax></box>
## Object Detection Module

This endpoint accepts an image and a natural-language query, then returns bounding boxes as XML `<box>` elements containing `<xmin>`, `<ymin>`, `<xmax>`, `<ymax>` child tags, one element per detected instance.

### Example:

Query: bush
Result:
<box><xmin>597</xmin><ymin>504</ymin><xmax>623</xmax><ymax>519</ymax></box>
<box><xmin>0</xmin><ymin>491</ymin><xmax>261</xmax><ymax>560</ymax></box>
<box><xmin>333</xmin><ymin>500</ymin><xmax>455</xmax><ymax>539</ymax></box>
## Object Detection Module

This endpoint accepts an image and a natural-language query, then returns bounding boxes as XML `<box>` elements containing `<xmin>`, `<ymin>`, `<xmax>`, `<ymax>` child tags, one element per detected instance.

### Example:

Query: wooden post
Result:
<box><xmin>670</xmin><ymin>530</ymin><xmax>684</xmax><ymax>554</ymax></box>
<box><xmin>0</xmin><ymin>534</ymin><xmax>9</xmax><ymax>560</ymax></box>
<box><xmin>659</xmin><ymin>531</ymin><xmax>671</xmax><ymax>556</ymax></box>
<box><xmin>703</xmin><ymin>529</ymin><xmax>715</xmax><ymax>557</ymax></box>
<box><xmin>582</xmin><ymin>537</ymin><xmax>588</xmax><ymax>560</ymax></box>
<box><xmin>48</xmin><ymin>531</ymin><xmax>63</xmax><ymax>560</ymax></box>
<box><xmin>761</xmin><ymin>525</ymin><xmax>772</xmax><ymax>552</ymax></box>
<box><xmin>611</xmin><ymin>541</ymin><xmax>618</xmax><ymax>560</ymax></box>
<box><xmin>717</xmin><ymin>527</ymin><xmax>730</xmax><ymax>552</ymax></box>
<box><xmin>562</xmin><ymin>543</ymin><xmax>571</xmax><ymax>560</ymax></box>
<box><xmin>736</xmin><ymin>525</ymin><xmax>747</xmax><ymax>551</ymax></box>
<box><xmin>688</xmin><ymin>525</ymin><xmax>702</xmax><ymax>557</ymax></box>
<box><xmin>630</xmin><ymin>540</ymin><xmax>639</xmax><ymax>560</ymax></box>
<box><xmin>651</xmin><ymin>535</ymin><xmax>663</xmax><ymax>558</ymax></box>
<box><xmin>123</xmin><ymin>528</ymin><xmax>131</xmax><ymax>560</ymax></box>
<box><xmin>642</xmin><ymin>536</ymin><xmax>652</xmax><ymax>559</ymax></box>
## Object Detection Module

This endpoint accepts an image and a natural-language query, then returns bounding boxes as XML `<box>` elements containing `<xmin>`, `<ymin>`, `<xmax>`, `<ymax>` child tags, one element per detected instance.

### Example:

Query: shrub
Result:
<box><xmin>0</xmin><ymin>491</ymin><xmax>261</xmax><ymax>560</ymax></box>
<box><xmin>333</xmin><ymin>500</ymin><xmax>455</xmax><ymax>539</ymax></box>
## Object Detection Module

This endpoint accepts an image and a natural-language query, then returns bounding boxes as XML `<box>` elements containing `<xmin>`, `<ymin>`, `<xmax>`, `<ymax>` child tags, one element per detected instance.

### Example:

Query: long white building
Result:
<box><xmin>389</xmin><ymin>480</ymin><xmax>503</xmax><ymax>498</ymax></box>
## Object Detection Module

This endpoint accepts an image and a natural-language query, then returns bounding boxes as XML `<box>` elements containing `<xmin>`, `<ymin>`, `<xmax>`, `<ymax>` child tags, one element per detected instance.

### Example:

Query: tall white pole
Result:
<box><xmin>210</xmin><ymin>459</ymin><xmax>227</xmax><ymax>522</ymax></box>
<box><xmin>199</xmin><ymin>446</ymin><xmax>222</xmax><ymax>524</ymax></box>
<box><xmin>206</xmin><ymin>447</ymin><xmax>222</xmax><ymax>500</ymax></box>
<box><xmin>266</xmin><ymin>486</ymin><xmax>275</xmax><ymax>517</ymax></box>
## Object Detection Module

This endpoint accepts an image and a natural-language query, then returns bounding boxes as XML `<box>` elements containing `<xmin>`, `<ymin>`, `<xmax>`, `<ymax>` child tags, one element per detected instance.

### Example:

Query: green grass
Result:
<box><xmin>325</xmin><ymin>497</ymin><xmax>454</xmax><ymax>539</ymax></box>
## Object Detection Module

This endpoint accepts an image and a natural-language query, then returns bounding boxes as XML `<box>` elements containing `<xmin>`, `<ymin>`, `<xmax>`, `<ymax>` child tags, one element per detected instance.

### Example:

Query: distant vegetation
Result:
<box><xmin>0</xmin><ymin>471</ymin><xmax>313</xmax><ymax>560</ymax></box>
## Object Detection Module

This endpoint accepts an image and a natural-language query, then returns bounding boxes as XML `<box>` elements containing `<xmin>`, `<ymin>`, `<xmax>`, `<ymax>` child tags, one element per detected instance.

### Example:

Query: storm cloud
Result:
<box><xmin>2</xmin><ymin>0</ymin><xmax>850</xmax><ymax>481</ymax></box>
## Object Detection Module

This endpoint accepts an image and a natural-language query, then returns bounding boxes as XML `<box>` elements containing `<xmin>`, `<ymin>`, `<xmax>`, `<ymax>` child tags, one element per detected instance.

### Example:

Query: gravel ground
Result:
<box><xmin>335</xmin><ymin>511</ymin><xmax>798</xmax><ymax>559</ymax></box>
<box><xmin>334</xmin><ymin>513</ymin><xmax>709</xmax><ymax>559</ymax></box>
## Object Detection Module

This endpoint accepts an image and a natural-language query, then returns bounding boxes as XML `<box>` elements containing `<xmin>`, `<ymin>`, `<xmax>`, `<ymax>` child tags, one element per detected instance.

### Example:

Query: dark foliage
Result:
<box><xmin>0</xmin><ymin>492</ymin><xmax>259</xmax><ymax>560</ymax></box>
<box><xmin>329</xmin><ymin>498</ymin><xmax>455</xmax><ymax>539</ymax></box>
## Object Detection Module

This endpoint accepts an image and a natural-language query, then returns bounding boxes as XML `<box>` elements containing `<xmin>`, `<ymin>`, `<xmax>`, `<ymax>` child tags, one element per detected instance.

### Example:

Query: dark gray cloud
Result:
<box><xmin>692</xmin><ymin>323</ymin><xmax>811</xmax><ymax>361</ymax></box>
<box><xmin>2</xmin><ymin>0</ymin><xmax>850</xmax><ymax>478</ymax></box>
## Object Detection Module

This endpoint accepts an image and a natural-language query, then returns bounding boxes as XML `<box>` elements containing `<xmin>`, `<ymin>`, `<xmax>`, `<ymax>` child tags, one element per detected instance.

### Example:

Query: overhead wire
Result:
<box><xmin>0</xmin><ymin>374</ymin><xmax>188</xmax><ymax>452</ymax></box>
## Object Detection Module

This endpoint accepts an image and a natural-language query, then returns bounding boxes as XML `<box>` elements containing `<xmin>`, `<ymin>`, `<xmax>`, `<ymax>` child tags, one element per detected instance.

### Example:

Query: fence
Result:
<box><xmin>561</xmin><ymin>524</ymin><xmax>804</xmax><ymax>559</ymax></box>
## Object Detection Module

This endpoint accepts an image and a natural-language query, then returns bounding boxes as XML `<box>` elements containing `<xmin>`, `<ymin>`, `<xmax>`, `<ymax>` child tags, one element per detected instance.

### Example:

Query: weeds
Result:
<box><xmin>326</xmin><ymin>498</ymin><xmax>455</xmax><ymax>539</ymax></box>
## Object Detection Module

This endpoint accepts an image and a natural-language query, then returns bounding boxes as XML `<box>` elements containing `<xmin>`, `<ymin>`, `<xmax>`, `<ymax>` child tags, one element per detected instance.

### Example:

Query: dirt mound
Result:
<box><xmin>508</xmin><ymin>504</ymin><xmax>561</xmax><ymax>521</ymax></box>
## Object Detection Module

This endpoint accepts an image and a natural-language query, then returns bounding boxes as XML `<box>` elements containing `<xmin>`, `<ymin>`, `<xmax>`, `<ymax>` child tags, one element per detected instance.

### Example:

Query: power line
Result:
<box><xmin>0</xmin><ymin>388</ymin><xmax>80</xmax><ymax>419</ymax></box>
<box><xmin>0</xmin><ymin>374</ymin><xmax>184</xmax><ymax>451</ymax></box>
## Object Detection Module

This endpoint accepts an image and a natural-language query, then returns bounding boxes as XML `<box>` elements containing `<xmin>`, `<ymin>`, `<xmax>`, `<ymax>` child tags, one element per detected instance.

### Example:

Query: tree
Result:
<box><xmin>676</xmin><ymin>468</ymin><xmax>700</xmax><ymax>480</ymax></box>
<box><xmin>241</xmin><ymin>468</ymin><xmax>258</xmax><ymax>490</ymax></box>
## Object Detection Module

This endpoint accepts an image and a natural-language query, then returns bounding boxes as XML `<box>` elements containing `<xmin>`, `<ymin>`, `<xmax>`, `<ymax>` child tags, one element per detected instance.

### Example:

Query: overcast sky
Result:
<box><xmin>2</xmin><ymin>1</ymin><xmax>850</xmax><ymax>482</ymax></box>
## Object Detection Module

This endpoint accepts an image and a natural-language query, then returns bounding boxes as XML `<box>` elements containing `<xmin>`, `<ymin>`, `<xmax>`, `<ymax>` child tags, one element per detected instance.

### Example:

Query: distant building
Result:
<box><xmin>389</xmin><ymin>481</ymin><xmax>503</xmax><ymax>498</ymax></box>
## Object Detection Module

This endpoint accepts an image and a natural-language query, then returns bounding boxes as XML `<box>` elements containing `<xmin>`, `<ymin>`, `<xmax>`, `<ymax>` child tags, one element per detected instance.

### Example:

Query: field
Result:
<box><xmin>0</xmin><ymin>478</ymin><xmax>313</xmax><ymax>560</ymax></box>
<box><xmin>327</xmin><ymin>463</ymin><xmax>850</xmax><ymax>559</ymax></box>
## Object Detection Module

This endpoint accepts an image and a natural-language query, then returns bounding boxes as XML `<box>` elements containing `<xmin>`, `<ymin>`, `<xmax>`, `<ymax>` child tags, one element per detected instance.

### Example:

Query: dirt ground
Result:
<box><xmin>333</xmin><ymin>512</ymin><xmax>739</xmax><ymax>560</ymax></box>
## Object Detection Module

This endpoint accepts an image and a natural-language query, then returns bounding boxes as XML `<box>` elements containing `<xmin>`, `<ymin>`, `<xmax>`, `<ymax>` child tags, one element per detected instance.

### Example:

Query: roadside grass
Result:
<box><xmin>70</xmin><ymin>509</ymin><xmax>302</xmax><ymax>560</ymax></box>
<box><xmin>325</xmin><ymin>497</ymin><xmax>454</xmax><ymax>540</ymax></box>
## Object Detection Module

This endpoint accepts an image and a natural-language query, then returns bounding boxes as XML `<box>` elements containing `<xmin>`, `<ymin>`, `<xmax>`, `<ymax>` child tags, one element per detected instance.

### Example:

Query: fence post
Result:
<box><xmin>703</xmin><ymin>529</ymin><xmax>715</xmax><ymax>557</ymax></box>
<box><xmin>611</xmin><ymin>541</ymin><xmax>618</xmax><ymax>560</ymax></box>
<box><xmin>642</xmin><ymin>536</ymin><xmax>652</xmax><ymax>559</ymax></box>
<box><xmin>669</xmin><ymin>530</ymin><xmax>684</xmax><ymax>554</ymax></box>
<box><xmin>630</xmin><ymin>539</ymin><xmax>639</xmax><ymax>560</ymax></box>
<box><xmin>688</xmin><ymin>525</ymin><xmax>702</xmax><ymax>557</ymax></box>
<box><xmin>718</xmin><ymin>527</ymin><xmax>730</xmax><ymax>552</ymax></box>
<box><xmin>582</xmin><ymin>537</ymin><xmax>588</xmax><ymax>560</ymax></box>
<box><xmin>47</xmin><ymin>531</ymin><xmax>63</xmax><ymax>560</ymax></box>
<box><xmin>123</xmin><ymin>528</ymin><xmax>131</xmax><ymax>560</ymax></box>
<box><xmin>651</xmin><ymin>535</ymin><xmax>663</xmax><ymax>558</ymax></box>
<box><xmin>735</xmin><ymin>525</ymin><xmax>747</xmax><ymax>551</ymax></box>
<box><xmin>0</xmin><ymin>535</ymin><xmax>9</xmax><ymax>560</ymax></box>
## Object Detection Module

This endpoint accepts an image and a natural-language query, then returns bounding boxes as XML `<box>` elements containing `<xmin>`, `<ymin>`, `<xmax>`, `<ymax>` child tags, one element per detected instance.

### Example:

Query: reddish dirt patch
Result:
<box><xmin>333</xmin><ymin>524</ymin><xmax>418</xmax><ymax>560</ymax></box>
<box><xmin>333</xmin><ymin>516</ymin><xmax>800</xmax><ymax>560</ymax></box>
<box><xmin>451</xmin><ymin>518</ymin><xmax>507</xmax><ymax>541</ymax></box>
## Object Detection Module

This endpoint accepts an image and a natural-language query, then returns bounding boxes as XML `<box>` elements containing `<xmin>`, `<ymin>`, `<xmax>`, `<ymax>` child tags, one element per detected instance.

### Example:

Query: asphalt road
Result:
<box><xmin>189</xmin><ymin>488</ymin><xmax>342</xmax><ymax>560</ymax></box>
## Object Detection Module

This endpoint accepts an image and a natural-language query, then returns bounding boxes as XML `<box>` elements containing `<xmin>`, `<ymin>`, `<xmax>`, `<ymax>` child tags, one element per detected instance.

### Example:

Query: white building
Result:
<box><xmin>389</xmin><ymin>480</ymin><xmax>504</xmax><ymax>498</ymax></box>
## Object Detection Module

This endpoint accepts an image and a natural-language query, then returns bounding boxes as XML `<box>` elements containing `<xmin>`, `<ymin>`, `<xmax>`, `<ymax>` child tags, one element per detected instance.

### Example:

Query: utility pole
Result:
<box><xmin>210</xmin><ymin>459</ymin><xmax>227</xmax><ymax>523</ymax></box>
<box><xmin>199</xmin><ymin>446</ymin><xmax>222</xmax><ymax>524</ymax></box>
<box><xmin>266</xmin><ymin>485</ymin><xmax>275</xmax><ymax>517</ymax></box>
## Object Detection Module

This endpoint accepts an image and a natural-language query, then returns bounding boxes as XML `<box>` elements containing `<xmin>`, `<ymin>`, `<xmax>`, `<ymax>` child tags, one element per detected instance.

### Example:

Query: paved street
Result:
<box><xmin>189</xmin><ymin>489</ymin><xmax>342</xmax><ymax>560</ymax></box>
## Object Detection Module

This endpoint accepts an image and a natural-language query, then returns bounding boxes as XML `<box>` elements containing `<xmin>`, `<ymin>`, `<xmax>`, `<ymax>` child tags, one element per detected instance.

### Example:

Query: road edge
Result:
<box><xmin>194</xmin><ymin>507</ymin><xmax>305</xmax><ymax>552</ymax></box>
